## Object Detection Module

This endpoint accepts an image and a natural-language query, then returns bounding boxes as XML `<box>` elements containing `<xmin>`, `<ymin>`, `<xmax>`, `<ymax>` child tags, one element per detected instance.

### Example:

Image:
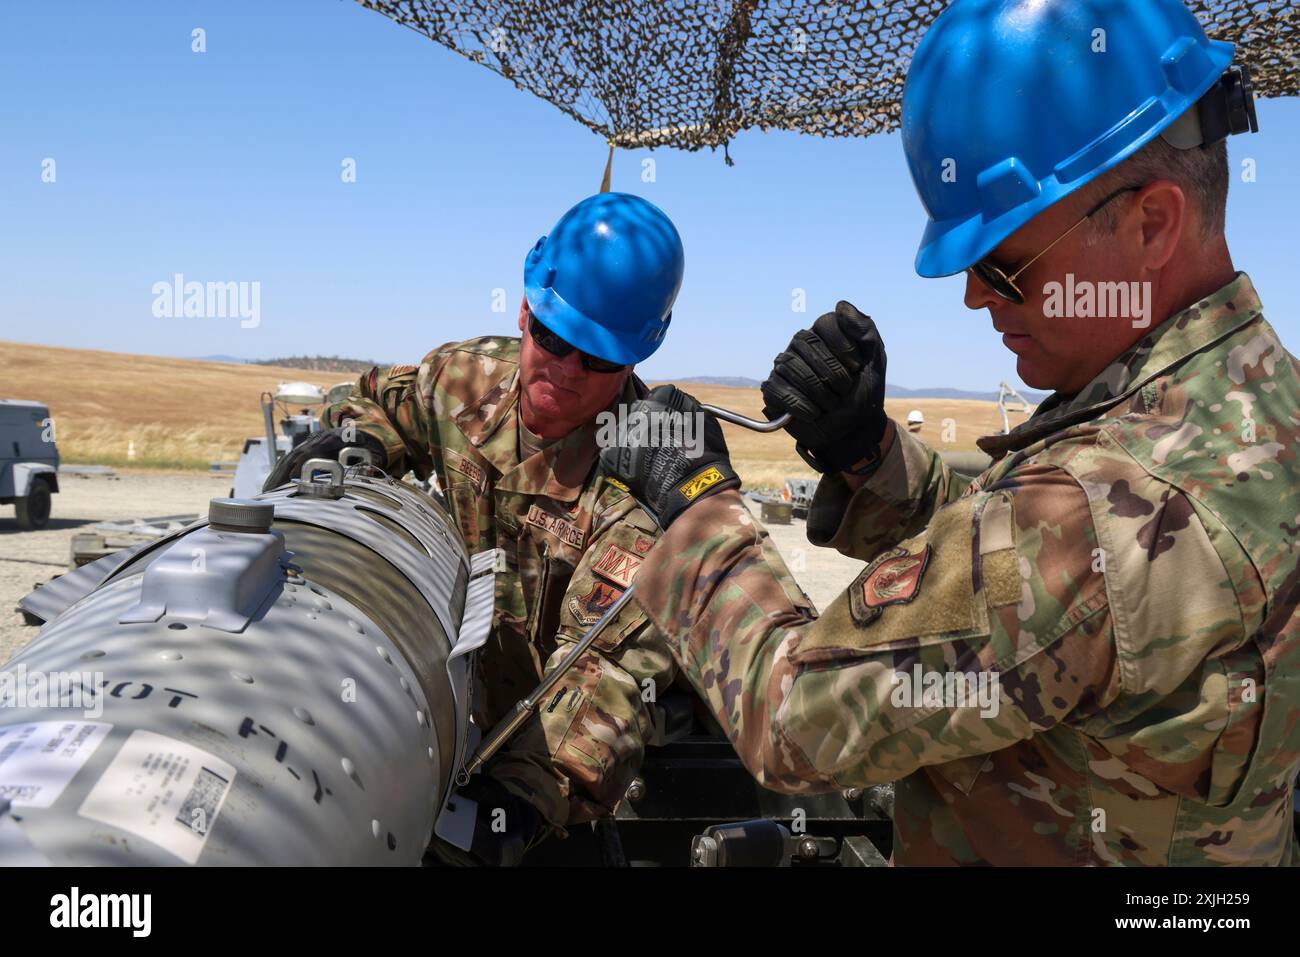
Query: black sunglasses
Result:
<box><xmin>969</xmin><ymin>186</ymin><xmax>1143</xmax><ymax>304</ymax></box>
<box><xmin>527</xmin><ymin>312</ymin><xmax>628</xmax><ymax>373</ymax></box>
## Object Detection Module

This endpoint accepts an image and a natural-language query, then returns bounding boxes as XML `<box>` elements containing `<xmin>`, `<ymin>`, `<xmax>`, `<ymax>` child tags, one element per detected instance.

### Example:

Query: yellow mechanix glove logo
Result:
<box><xmin>679</xmin><ymin>466</ymin><xmax>725</xmax><ymax>501</ymax></box>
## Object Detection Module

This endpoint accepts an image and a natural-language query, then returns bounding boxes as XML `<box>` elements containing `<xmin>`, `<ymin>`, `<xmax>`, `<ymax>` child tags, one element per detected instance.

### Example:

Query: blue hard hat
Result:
<box><xmin>523</xmin><ymin>192</ymin><xmax>685</xmax><ymax>365</ymax></box>
<box><xmin>902</xmin><ymin>0</ymin><xmax>1235</xmax><ymax>278</ymax></box>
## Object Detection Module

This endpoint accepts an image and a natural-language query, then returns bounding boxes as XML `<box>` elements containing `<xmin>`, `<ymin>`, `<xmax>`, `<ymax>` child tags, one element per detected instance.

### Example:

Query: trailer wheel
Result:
<box><xmin>14</xmin><ymin>477</ymin><xmax>52</xmax><ymax>530</ymax></box>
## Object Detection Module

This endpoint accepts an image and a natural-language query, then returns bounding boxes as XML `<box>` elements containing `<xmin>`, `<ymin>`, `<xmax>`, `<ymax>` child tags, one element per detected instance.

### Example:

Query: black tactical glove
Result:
<box><xmin>599</xmin><ymin>384</ymin><xmax>740</xmax><ymax>528</ymax></box>
<box><xmin>426</xmin><ymin>774</ymin><xmax>546</xmax><ymax>868</ymax></box>
<box><xmin>761</xmin><ymin>301</ymin><xmax>888</xmax><ymax>474</ymax></box>
<box><xmin>261</xmin><ymin>427</ymin><xmax>388</xmax><ymax>492</ymax></box>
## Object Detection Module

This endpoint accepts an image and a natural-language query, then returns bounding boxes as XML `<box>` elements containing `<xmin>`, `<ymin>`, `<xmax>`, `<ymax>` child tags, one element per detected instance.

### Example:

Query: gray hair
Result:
<box><xmin>1083</xmin><ymin>135</ymin><xmax>1229</xmax><ymax>243</ymax></box>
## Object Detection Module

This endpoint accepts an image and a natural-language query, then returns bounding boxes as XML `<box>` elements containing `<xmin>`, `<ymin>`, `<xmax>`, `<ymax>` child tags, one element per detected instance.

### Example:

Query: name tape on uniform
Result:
<box><xmin>444</xmin><ymin>448</ymin><xmax>488</xmax><ymax>496</ymax></box>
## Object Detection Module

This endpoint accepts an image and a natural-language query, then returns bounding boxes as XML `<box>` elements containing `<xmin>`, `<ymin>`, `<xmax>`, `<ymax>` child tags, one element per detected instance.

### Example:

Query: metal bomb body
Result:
<box><xmin>1</xmin><ymin>464</ymin><xmax>494</xmax><ymax>866</ymax></box>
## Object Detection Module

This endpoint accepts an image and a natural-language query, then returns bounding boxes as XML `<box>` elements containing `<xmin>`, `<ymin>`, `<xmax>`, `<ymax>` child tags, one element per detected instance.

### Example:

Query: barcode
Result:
<box><xmin>175</xmin><ymin>766</ymin><xmax>230</xmax><ymax>834</ymax></box>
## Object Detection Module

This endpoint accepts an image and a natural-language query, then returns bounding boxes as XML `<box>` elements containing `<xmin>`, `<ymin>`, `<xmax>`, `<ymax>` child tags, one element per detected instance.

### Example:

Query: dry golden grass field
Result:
<box><xmin>0</xmin><ymin>341</ymin><xmax>346</xmax><ymax>469</ymax></box>
<box><xmin>0</xmin><ymin>341</ymin><xmax>1030</xmax><ymax>485</ymax></box>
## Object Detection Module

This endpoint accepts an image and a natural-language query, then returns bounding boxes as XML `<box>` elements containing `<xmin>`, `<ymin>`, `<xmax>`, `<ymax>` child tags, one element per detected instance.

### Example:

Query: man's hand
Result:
<box><xmin>598</xmin><ymin>385</ymin><xmax>740</xmax><ymax>528</ymax></box>
<box><xmin>426</xmin><ymin>775</ymin><xmax>546</xmax><ymax>868</ymax></box>
<box><xmin>761</xmin><ymin>301</ymin><xmax>888</xmax><ymax>474</ymax></box>
<box><xmin>261</xmin><ymin>428</ymin><xmax>388</xmax><ymax>492</ymax></box>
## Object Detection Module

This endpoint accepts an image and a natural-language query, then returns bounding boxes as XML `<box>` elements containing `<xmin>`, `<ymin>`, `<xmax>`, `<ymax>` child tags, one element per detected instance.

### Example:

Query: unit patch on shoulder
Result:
<box><xmin>568</xmin><ymin>581</ymin><xmax>624</xmax><ymax>627</ymax></box>
<box><xmin>591</xmin><ymin>542</ymin><xmax>643</xmax><ymax>588</ymax></box>
<box><xmin>848</xmin><ymin>546</ymin><xmax>932</xmax><ymax>626</ymax></box>
<box><xmin>526</xmin><ymin>504</ymin><xmax>586</xmax><ymax>549</ymax></box>
<box><xmin>633</xmin><ymin>535</ymin><xmax>655</xmax><ymax>555</ymax></box>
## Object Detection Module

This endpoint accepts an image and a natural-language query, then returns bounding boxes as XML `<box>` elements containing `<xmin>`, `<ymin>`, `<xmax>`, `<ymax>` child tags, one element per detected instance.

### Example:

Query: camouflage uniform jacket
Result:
<box><xmin>327</xmin><ymin>336</ymin><xmax>674</xmax><ymax>830</ymax></box>
<box><xmin>634</xmin><ymin>273</ymin><xmax>1300</xmax><ymax>865</ymax></box>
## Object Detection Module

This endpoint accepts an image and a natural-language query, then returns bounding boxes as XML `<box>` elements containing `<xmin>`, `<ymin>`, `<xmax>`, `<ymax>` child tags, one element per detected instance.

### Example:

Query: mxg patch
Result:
<box><xmin>591</xmin><ymin>543</ymin><xmax>643</xmax><ymax>588</ymax></box>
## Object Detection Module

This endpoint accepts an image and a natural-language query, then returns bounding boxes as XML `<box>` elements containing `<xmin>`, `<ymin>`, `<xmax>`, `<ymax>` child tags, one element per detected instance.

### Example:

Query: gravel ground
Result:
<box><xmin>0</xmin><ymin>469</ymin><xmax>223</xmax><ymax>664</ymax></box>
<box><xmin>751</xmin><ymin>505</ymin><xmax>863</xmax><ymax>613</ymax></box>
<box><xmin>1</xmin><ymin>474</ymin><xmax>863</xmax><ymax>666</ymax></box>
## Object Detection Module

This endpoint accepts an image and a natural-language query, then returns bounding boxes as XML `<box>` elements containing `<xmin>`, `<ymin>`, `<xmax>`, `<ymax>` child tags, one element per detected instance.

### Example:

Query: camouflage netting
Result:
<box><xmin>359</xmin><ymin>0</ymin><xmax>1299</xmax><ymax>161</ymax></box>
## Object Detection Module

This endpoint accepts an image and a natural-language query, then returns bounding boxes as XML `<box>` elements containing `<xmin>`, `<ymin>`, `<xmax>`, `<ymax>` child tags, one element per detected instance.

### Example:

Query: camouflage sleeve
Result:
<box><xmin>323</xmin><ymin>350</ymin><xmax>451</xmax><ymax>480</ymax></box>
<box><xmin>807</xmin><ymin>425</ymin><xmax>972</xmax><ymax>561</ymax></box>
<box><xmin>491</xmin><ymin>504</ymin><xmax>678</xmax><ymax>828</ymax></box>
<box><xmin>632</xmin><ymin>464</ymin><xmax>1125</xmax><ymax>793</ymax></box>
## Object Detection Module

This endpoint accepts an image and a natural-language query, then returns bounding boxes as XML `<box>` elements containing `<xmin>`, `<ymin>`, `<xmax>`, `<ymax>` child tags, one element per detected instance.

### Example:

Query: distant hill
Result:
<box><xmin>190</xmin><ymin>360</ymin><xmax>1047</xmax><ymax>402</ymax></box>
<box><xmin>194</xmin><ymin>357</ymin><xmax>1049</xmax><ymax>403</ymax></box>
<box><xmin>0</xmin><ymin>340</ymin><xmax>1033</xmax><ymax>475</ymax></box>
<box><xmin>886</xmin><ymin>384</ymin><xmax>1050</xmax><ymax>403</ymax></box>
<box><xmin>251</xmin><ymin>355</ymin><xmax>381</xmax><ymax>374</ymax></box>
<box><xmin>670</xmin><ymin>375</ymin><xmax>764</xmax><ymax>389</ymax></box>
<box><xmin>195</xmin><ymin>355</ymin><xmax>383</xmax><ymax>373</ymax></box>
<box><xmin>665</xmin><ymin>375</ymin><xmax>1047</xmax><ymax>404</ymax></box>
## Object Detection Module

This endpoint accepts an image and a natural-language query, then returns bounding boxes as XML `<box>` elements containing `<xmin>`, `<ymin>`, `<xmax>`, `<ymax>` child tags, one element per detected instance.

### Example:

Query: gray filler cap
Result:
<box><xmin>209</xmin><ymin>498</ymin><xmax>275</xmax><ymax>533</ymax></box>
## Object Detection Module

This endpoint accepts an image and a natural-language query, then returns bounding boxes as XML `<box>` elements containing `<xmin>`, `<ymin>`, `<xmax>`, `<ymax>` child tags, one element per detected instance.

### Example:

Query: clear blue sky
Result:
<box><xmin>2</xmin><ymin>0</ymin><xmax>1297</xmax><ymax>391</ymax></box>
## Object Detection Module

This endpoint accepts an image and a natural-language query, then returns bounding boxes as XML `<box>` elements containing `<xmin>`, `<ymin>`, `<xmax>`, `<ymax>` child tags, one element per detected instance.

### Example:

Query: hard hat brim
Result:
<box><xmin>913</xmin><ymin>39</ymin><xmax>1235</xmax><ymax>279</ymax></box>
<box><xmin>524</xmin><ymin>284</ymin><xmax>662</xmax><ymax>366</ymax></box>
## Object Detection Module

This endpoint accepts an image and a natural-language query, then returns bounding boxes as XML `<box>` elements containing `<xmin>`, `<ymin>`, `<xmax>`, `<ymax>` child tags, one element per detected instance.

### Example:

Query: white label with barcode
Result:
<box><xmin>0</xmin><ymin>721</ymin><xmax>112</xmax><ymax>808</ymax></box>
<box><xmin>77</xmin><ymin>730</ymin><xmax>236</xmax><ymax>864</ymax></box>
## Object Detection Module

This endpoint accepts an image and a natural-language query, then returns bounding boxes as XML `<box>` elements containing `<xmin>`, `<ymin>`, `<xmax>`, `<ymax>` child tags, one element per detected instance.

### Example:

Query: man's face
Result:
<box><xmin>963</xmin><ymin>189</ymin><xmax>1146</xmax><ymax>395</ymax></box>
<box><xmin>517</xmin><ymin>300</ymin><xmax>632</xmax><ymax>439</ymax></box>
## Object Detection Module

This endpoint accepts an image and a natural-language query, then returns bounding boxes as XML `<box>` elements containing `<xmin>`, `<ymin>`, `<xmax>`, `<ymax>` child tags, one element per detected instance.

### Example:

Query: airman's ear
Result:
<box><xmin>518</xmin><ymin>298</ymin><xmax>529</xmax><ymax>333</ymax></box>
<box><xmin>1130</xmin><ymin>180</ymin><xmax>1186</xmax><ymax>273</ymax></box>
